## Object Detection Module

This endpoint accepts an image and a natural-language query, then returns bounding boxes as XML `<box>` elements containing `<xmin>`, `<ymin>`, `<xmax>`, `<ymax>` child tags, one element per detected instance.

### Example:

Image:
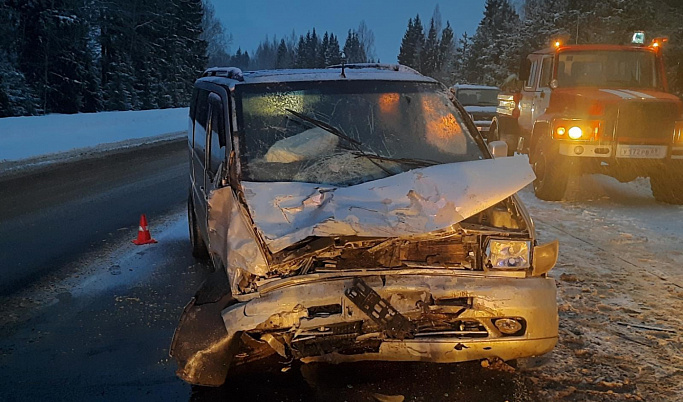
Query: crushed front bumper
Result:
<box><xmin>173</xmin><ymin>273</ymin><xmax>557</xmax><ymax>386</ymax></box>
<box><xmin>223</xmin><ymin>274</ymin><xmax>557</xmax><ymax>363</ymax></box>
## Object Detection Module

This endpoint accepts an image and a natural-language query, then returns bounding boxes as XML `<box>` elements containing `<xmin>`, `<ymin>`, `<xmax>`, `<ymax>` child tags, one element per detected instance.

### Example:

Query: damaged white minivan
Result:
<box><xmin>171</xmin><ymin>64</ymin><xmax>559</xmax><ymax>386</ymax></box>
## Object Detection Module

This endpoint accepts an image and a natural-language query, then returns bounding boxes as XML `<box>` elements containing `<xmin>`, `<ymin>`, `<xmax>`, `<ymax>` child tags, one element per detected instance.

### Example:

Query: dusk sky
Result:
<box><xmin>209</xmin><ymin>0</ymin><xmax>487</xmax><ymax>63</ymax></box>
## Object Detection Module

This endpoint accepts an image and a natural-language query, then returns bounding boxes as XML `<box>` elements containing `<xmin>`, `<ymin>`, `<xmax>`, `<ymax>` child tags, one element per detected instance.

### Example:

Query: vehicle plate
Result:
<box><xmin>616</xmin><ymin>145</ymin><xmax>667</xmax><ymax>159</ymax></box>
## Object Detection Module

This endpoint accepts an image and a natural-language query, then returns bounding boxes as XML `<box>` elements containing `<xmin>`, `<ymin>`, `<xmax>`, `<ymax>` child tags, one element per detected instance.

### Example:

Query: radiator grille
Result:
<box><xmin>616</xmin><ymin>102</ymin><xmax>677</xmax><ymax>143</ymax></box>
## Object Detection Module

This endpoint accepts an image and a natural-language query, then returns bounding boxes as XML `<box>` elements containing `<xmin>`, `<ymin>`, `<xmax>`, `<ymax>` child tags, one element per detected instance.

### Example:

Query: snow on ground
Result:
<box><xmin>1</xmin><ymin>156</ymin><xmax>681</xmax><ymax>399</ymax></box>
<box><xmin>517</xmin><ymin>174</ymin><xmax>683</xmax><ymax>401</ymax></box>
<box><xmin>0</xmin><ymin>205</ymin><xmax>191</xmax><ymax>329</ymax></box>
<box><xmin>0</xmin><ymin>108</ymin><xmax>188</xmax><ymax>163</ymax></box>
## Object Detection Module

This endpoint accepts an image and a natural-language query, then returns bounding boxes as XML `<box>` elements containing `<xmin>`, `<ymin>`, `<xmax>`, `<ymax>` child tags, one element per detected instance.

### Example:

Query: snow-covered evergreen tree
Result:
<box><xmin>466</xmin><ymin>0</ymin><xmax>522</xmax><ymax>85</ymax></box>
<box><xmin>275</xmin><ymin>38</ymin><xmax>296</xmax><ymax>69</ymax></box>
<box><xmin>398</xmin><ymin>17</ymin><xmax>418</xmax><ymax>68</ymax></box>
<box><xmin>422</xmin><ymin>18</ymin><xmax>440</xmax><ymax>76</ymax></box>
<box><xmin>326</xmin><ymin>33</ymin><xmax>343</xmax><ymax>66</ymax></box>
<box><xmin>435</xmin><ymin>22</ymin><xmax>456</xmax><ymax>84</ymax></box>
<box><xmin>397</xmin><ymin>15</ymin><xmax>426</xmax><ymax>71</ymax></box>
<box><xmin>0</xmin><ymin>3</ymin><xmax>40</xmax><ymax>116</ymax></box>
<box><xmin>343</xmin><ymin>31</ymin><xmax>366</xmax><ymax>63</ymax></box>
<box><xmin>397</xmin><ymin>8</ymin><xmax>458</xmax><ymax>84</ymax></box>
<box><xmin>451</xmin><ymin>32</ymin><xmax>472</xmax><ymax>84</ymax></box>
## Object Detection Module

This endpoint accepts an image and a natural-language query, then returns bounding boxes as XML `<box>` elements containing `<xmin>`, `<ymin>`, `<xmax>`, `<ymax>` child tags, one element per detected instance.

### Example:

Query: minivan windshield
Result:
<box><xmin>556</xmin><ymin>50</ymin><xmax>658</xmax><ymax>88</ymax></box>
<box><xmin>456</xmin><ymin>88</ymin><xmax>500</xmax><ymax>106</ymax></box>
<box><xmin>237</xmin><ymin>81</ymin><xmax>483</xmax><ymax>186</ymax></box>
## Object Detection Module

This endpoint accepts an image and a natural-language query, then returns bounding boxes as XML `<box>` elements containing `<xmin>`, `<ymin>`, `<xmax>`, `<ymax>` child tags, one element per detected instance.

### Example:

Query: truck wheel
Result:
<box><xmin>650</xmin><ymin>168</ymin><xmax>683</xmax><ymax>204</ymax></box>
<box><xmin>531</xmin><ymin>139</ymin><xmax>569</xmax><ymax>201</ymax></box>
<box><xmin>188</xmin><ymin>195</ymin><xmax>210</xmax><ymax>260</ymax></box>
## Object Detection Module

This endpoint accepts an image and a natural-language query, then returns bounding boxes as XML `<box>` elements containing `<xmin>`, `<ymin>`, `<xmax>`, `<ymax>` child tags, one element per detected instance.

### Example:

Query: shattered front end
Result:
<box><xmin>171</xmin><ymin>156</ymin><xmax>559</xmax><ymax>386</ymax></box>
<box><xmin>222</xmin><ymin>274</ymin><xmax>558</xmax><ymax>367</ymax></box>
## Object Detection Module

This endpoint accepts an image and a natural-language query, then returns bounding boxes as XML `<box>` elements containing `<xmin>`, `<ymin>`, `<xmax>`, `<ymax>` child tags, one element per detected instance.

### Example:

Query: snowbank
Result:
<box><xmin>0</xmin><ymin>108</ymin><xmax>188</xmax><ymax>162</ymax></box>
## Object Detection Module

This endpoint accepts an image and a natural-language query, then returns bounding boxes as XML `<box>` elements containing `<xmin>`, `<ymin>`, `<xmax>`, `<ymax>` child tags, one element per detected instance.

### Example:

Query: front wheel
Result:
<box><xmin>650</xmin><ymin>167</ymin><xmax>683</xmax><ymax>204</ymax></box>
<box><xmin>531</xmin><ymin>139</ymin><xmax>569</xmax><ymax>201</ymax></box>
<box><xmin>188</xmin><ymin>195</ymin><xmax>209</xmax><ymax>260</ymax></box>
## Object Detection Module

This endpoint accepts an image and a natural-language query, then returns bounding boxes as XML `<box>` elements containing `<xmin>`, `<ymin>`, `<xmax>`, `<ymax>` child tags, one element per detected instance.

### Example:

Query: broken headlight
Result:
<box><xmin>485</xmin><ymin>239</ymin><xmax>531</xmax><ymax>269</ymax></box>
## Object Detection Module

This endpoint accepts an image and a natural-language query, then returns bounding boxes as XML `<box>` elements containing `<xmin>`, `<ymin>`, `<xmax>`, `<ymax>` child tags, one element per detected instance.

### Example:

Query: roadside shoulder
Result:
<box><xmin>0</xmin><ymin>131</ymin><xmax>185</xmax><ymax>181</ymax></box>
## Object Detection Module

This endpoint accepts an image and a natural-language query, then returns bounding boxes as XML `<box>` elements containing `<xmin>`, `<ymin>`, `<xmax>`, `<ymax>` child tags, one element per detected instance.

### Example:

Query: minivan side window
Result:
<box><xmin>194</xmin><ymin>90</ymin><xmax>210</xmax><ymax>164</ymax></box>
<box><xmin>207</xmin><ymin>93</ymin><xmax>226</xmax><ymax>178</ymax></box>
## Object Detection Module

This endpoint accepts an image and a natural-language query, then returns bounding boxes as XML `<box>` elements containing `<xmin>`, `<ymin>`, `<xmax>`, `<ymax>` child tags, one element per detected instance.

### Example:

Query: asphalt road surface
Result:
<box><xmin>0</xmin><ymin>140</ymin><xmax>188</xmax><ymax>294</ymax></box>
<box><xmin>1</xmin><ymin>147</ymin><xmax>680</xmax><ymax>401</ymax></box>
<box><xmin>0</xmin><ymin>213</ymin><xmax>537</xmax><ymax>401</ymax></box>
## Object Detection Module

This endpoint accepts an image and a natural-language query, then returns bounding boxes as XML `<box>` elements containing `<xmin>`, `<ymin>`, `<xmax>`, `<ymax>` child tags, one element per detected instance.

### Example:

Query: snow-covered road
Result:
<box><xmin>518</xmin><ymin>174</ymin><xmax>683</xmax><ymax>400</ymax></box>
<box><xmin>0</xmin><ymin>169</ymin><xmax>681</xmax><ymax>400</ymax></box>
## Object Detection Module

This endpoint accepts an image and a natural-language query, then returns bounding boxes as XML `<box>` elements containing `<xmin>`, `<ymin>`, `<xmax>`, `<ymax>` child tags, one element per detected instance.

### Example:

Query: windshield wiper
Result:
<box><xmin>285</xmin><ymin>108</ymin><xmax>393</xmax><ymax>175</ymax></box>
<box><xmin>353</xmin><ymin>152</ymin><xmax>439</xmax><ymax>168</ymax></box>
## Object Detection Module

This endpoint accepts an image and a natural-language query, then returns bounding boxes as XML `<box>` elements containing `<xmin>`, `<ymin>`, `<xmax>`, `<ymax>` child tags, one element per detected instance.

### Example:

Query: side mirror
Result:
<box><xmin>488</xmin><ymin>140</ymin><xmax>509</xmax><ymax>158</ymax></box>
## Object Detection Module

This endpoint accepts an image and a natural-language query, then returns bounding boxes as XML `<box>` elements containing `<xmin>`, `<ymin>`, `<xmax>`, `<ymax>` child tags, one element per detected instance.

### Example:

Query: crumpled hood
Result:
<box><xmin>242</xmin><ymin>156</ymin><xmax>535</xmax><ymax>253</ymax></box>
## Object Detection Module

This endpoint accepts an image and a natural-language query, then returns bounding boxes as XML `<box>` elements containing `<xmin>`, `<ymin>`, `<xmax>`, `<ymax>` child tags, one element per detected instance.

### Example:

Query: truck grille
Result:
<box><xmin>616</xmin><ymin>102</ymin><xmax>677</xmax><ymax>143</ymax></box>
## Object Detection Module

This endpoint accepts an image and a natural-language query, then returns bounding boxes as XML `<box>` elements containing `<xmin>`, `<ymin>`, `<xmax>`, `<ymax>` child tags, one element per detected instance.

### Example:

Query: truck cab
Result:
<box><xmin>492</xmin><ymin>39</ymin><xmax>683</xmax><ymax>203</ymax></box>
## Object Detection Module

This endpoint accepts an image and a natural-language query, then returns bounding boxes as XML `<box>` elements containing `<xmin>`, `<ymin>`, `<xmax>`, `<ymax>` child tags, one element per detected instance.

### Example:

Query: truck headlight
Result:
<box><xmin>553</xmin><ymin>120</ymin><xmax>603</xmax><ymax>141</ymax></box>
<box><xmin>485</xmin><ymin>240</ymin><xmax>531</xmax><ymax>269</ymax></box>
<box><xmin>568</xmin><ymin>126</ymin><xmax>583</xmax><ymax>139</ymax></box>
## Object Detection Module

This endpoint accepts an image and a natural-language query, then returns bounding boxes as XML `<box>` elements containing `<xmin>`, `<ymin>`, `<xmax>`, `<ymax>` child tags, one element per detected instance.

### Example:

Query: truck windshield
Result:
<box><xmin>456</xmin><ymin>88</ymin><xmax>500</xmax><ymax>106</ymax></box>
<box><xmin>556</xmin><ymin>50</ymin><xmax>658</xmax><ymax>89</ymax></box>
<box><xmin>236</xmin><ymin>81</ymin><xmax>483</xmax><ymax>186</ymax></box>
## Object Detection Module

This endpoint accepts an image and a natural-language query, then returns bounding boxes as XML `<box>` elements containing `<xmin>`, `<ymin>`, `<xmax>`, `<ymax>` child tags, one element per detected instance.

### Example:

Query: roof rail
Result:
<box><xmin>201</xmin><ymin>67</ymin><xmax>244</xmax><ymax>81</ymax></box>
<box><xmin>326</xmin><ymin>63</ymin><xmax>423</xmax><ymax>76</ymax></box>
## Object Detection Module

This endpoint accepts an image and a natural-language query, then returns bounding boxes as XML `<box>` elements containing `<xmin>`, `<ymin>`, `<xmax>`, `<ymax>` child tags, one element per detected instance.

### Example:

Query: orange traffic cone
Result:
<box><xmin>132</xmin><ymin>214</ymin><xmax>157</xmax><ymax>245</ymax></box>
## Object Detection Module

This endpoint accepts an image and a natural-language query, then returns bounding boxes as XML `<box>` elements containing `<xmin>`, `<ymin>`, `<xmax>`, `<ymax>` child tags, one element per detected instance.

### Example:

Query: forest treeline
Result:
<box><xmin>0</xmin><ymin>0</ymin><xmax>207</xmax><ymax>117</ymax></box>
<box><xmin>2</xmin><ymin>0</ymin><xmax>682</xmax><ymax>117</ymax></box>
<box><xmin>398</xmin><ymin>0</ymin><xmax>683</xmax><ymax>95</ymax></box>
<box><xmin>210</xmin><ymin>20</ymin><xmax>378</xmax><ymax>72</ymax></box>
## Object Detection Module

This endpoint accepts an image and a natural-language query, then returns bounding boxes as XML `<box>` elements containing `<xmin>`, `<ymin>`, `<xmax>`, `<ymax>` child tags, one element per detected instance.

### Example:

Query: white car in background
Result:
<box><xmin>451</xmin><ymin>84</ymin><xmax>500</xmax><ymax>140</ymax></box>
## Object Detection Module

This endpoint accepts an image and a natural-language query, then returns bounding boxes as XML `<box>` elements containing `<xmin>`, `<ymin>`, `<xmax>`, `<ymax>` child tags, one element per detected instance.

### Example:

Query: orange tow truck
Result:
<box><xmin>491</xmin><ymin>36</ymin><xmax>683</xmax><ymax>203</ymax></box>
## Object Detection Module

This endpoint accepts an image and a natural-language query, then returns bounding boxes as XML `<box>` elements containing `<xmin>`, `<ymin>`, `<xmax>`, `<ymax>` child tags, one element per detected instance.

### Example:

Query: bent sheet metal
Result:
<box><xmin>207</xmin><ymin>156</ymin><xmax>535</xmax><ymax>278</ymax></box>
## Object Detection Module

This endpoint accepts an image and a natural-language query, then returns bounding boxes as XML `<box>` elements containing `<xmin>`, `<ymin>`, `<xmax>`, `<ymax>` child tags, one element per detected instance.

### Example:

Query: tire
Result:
<box><xmin>188</xmin><ymin>195</ymin><xmax>210</xmax><ymax>260</ymax></box>
<box><xmin>531</xmin><ymin>138</ymin><xmax>569</xmax><ymax>201</ymax></box>
<box><xmin>650</xmin><ymin>167</ymin><xmax>683</xmax><ymax>204</ymax></box>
